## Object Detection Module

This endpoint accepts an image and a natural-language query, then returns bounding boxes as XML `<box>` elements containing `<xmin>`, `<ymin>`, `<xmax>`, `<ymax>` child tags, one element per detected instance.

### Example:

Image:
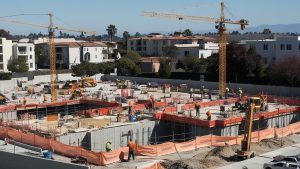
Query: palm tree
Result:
<box><xmin>123</xmin><ymin>31</ymin><xmax>130</xmax><ymax>48</ymax></box>
<box><xmin>106</xmin><ymin>24</ymin><xmax>117</xmax><ymax>42</ymax></box>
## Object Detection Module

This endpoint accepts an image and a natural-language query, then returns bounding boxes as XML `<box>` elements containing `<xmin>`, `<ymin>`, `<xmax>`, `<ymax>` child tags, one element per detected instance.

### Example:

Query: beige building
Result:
<box><xmin>128</xmin><ymin>33</ymin><xmax>215</xmax><ymax>58</ymax></box>
<box><xmin>140</xmin><ymin>57</ymin><xmax>162</xmax><ymax>73</ymax></box>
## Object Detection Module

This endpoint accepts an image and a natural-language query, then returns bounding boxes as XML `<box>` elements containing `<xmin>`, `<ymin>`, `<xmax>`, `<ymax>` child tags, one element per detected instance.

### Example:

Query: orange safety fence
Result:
<box><xmin>175</xmin><ymin>139</ymin><xmax>196</xmax><ymax>152</ymax></box>
<box><xmin>132</xmin><ymin>104</ymin><xmax>146</xmax><ymax>111</ymax></box>
<box><xmin>153</xmin><ymin>102</ymin><xmax>167</xmax><ymax>108</ymax></box>
<box><xmin>1</xmin><ymin>121</ymin><xmax>300</xmax><ymax>164</ymax></box>
<box><xmin>0</xmin><ymin>126</ymin><xmax>127</xmax><ymax>166</ymax></box>
<box><xmin>163</xmin><ymin>107</ymin><xmax>177</xmax><ymax>114</ymax></box>
<box><xmin>181</xmin><ymin>104</ymin><xmax>195</xmax><ymax>111</ymax></box>
<box><xmin>100</xmin><ymin>147</ymin><xmax>128</xmax><ymax>165</ymax></box>
<box><xmin>137</xmin><ymin>120</ymin><xmax>300</xmax><ymax>157</ymax></box>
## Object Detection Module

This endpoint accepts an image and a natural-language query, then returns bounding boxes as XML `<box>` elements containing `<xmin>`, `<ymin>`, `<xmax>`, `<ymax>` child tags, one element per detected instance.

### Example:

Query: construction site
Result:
<box><xmin>0</xmin><ymin>71</ymin><xmax>299</xmax><ymax>169</ymax></box>
<box><xmin>0</xmin><ymin>1</ymin><xmax>299</xmax><ymax>169</ymax></box>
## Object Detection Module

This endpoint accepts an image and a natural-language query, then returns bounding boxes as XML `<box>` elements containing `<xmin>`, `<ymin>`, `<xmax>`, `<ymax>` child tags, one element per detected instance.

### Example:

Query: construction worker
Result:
<box><xmin>127</xmin><ymin>138</ymin><xmax>136</xmax><ymax>161</ymax></box>
<box><xmin>43</xmin><ymin>95</ymin><xmax>48</xmax><ymax>103</ymax></box>
<box><xmin>11</xmin><ymin>92</ymin><xmax>16</xmax><ymax>100</ymax></box>
<box><xmin>206</xmin><ymin>110</ymin><xmax>212</xmax><ymax>121</ymax></box>
<box><xmin>200</xmin><ymin>86</ymin><xmax>205</xmax><ymax>99</ymax></box>
<box><xmin>225</xmin><ymin>87</ymin><xmax>230</xmax><ymax>99</ymax></box>
<box><xmin>150</xmin><ymin>95</ymin><xmax>155</xmax><ymax>111</ymax></box>
<box><xmin>195</xmin><ymin>102</ymin><xmax>201</xmax><ymax>117</ymax></box>
<box><xmin>190</xmin><ymin>88</ymin><xmax>194</xmax><ymax>98</ymax></box>
<box><xmin>238</xmin><ymin>88</ymin><xmax>243</xmax><ymax>100</ymax></box>
<box><xmin>128</xmin><ymin>100</ymin><xmax>134</xmax><ymax>115</ymax></box>
<box><xmin>23</xmin><ymin>97</ymin><xmax>27</xmax><ymax>105</ymax></box>
<box><xmin>106</xmin><ymin>140</ymin><xmax>112</xmax><ymax>152</ymax></box>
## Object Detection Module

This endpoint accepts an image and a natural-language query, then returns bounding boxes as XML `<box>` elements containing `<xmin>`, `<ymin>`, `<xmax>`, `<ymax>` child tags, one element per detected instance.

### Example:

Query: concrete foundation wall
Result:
<box><xmin>103</xmin><ymin>75</ymin><xmax>300</xmax><ymax>97</ymax></box>
<box><xmin>0</xmin><ymin>150</ymin><xmax>88</xmax><ymax>169</ymax></box>
<box><xmin>90</xmin><ymin>120</ymin><xmax>157</xmax><ymax>152</ymax></box>
<box><xmin>58</xmin><ymin>132</ymin><xmax>90</xmax><ymax>149</ymax></box>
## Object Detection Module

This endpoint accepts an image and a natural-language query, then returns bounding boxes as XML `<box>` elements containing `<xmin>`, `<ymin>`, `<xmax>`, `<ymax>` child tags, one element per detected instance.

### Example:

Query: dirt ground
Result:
<box><xmin>161</xmin><ymin>136</ymin><xmax>296</xmax><ymax>169</ymax></box>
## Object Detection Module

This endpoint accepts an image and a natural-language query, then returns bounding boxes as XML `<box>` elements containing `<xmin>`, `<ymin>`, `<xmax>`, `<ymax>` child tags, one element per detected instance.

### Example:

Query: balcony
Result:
<box><xmin>18</xmin><ymin>51</ymin><xmax>28</xmax><ymax>55</ymax></box>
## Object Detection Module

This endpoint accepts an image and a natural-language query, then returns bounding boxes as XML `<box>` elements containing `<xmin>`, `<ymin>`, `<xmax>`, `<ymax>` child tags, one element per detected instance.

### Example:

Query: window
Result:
<box><xmin>201</xmin><ymin>53</ymin><xmax>204</xmax><ymax>58</ymax></box>
<box><xmin>130</xmin><ymin>41</ymin><xmax>133</xmax><ymax>45</ymax></box>
<box><xmin>263</xmin><ymin>44</ymin><xmax>268</xmax><ymax>50</ymax></box>
<box><xmin>0</xmin><ymin>46</ymin><xmax>2</xmax><ymax>53</ymax></box>
<box><xmin>273</xmin><ymin>163</ymin><xmax>284</xmax><ymax>167</ymax></box>
<box><xmin>0</xmin><ymin>55</ymin><xmax>2</xmax><ymax>62</ymax></box>
<box><xmin>0</xmin><ymin>39</ymin><xmax>2</xmax><ymax>45</ymax></box>
<box><xmin>56</xmin><ymin>47</ymin><xmax>63</xmax><ymax>53</ymax></box>
<box><xmin>299</xmin><ymin>44</ymin><xmax>300</xmax><ymax>50</ymax></box>
<box><xmin>0</xmin><ymin>64</ymin><xmax>3</xmax><ymax>70</ymax></box>
<box><xmin>29</xmin><ymin>47</ymin><xmax>32</xmax><ymax>51</ymax></box>
<box><xmin>30</xmin><ymin>55</ymin><xmax>32</xmax><ymax>59</ymax></box>
<box><xmin>95</xmin><ymin>48</ymin><xmax>97</xmax><ymax>51</ymax></box>
<box><xmin>249</xmin><ymin>44</ymin><xmax>256</xmax><ymax>50</ymax></box>
<box><xmin>280</xmin><ymin>44</ymin><xmax>285</xmax><ymax>50</ymax></box>
<box><xmin>163</xmin><ymin>40</ymin><xmax>167</xmax><ymax>46</ymax></box>
<box><xmin>287</xmin><ymin>44</ymin><xmax>292</xmax><ymax>50</ymax></box>
<box><xmin>184</xmin><ymin>51</ymin><xmax>190</xmax><ymax>56</ymax></box>
<box><xmin>272</xmin><ymin>57</ymin><xmax>276</xmax><ymax>61</ymax></box>
<box><xmin>83</xmin><ymin>48</ymin><xmax>86</xmax><ymax>51</ymax></box>
<box><xmin>87</xmin><ymin>48</ymin><xmax>89</xmax><ymax>51</ymax></box>
<box><xmin>30</xmin><ymin>63</ymin><xmax>33</xmax><ymax>68</ymax></box>
<box><xmin>56</xmin><ymin>54</ymin><xmax>62</xmax><ymax>60</ymax></box>
<box><xmin>95</xmin><ymin>55</ymin><xmax>97</xmax><ymax>59</ymax></box>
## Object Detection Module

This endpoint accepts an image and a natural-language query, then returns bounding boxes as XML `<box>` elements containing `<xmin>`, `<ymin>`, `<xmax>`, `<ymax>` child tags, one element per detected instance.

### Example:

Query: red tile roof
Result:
<box><xmin>129</xmin><ymin>35</ymin><xmax>215</xmax><ymax>41</ymax></box>
<box><xmin>38</xmin><ymin>41</ymin><xmax>107</xmax><ymax>47</ymax></box>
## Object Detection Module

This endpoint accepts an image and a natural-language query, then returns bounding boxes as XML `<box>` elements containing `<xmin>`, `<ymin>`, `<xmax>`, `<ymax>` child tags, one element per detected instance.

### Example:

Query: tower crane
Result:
<box><xmin>141</xmin><ymin>1</ymin><xmax>248</xmax><ymax>98</ymax></box>
<box><xmin>0</xmin><ymin>13</ymin><xmax>96</xmax><ymax>102</ymax></box>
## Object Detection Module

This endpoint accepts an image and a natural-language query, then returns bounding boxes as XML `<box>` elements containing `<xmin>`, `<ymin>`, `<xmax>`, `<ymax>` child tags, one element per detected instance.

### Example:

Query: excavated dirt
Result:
<box><xmin>161</xmin><ymin>136</ymin><xmax>296</xmax><ymax>169</ymax></box>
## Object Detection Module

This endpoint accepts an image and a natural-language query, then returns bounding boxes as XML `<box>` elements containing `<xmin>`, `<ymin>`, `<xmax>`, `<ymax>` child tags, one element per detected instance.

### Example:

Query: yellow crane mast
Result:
<box><xmin>141</xmin><ymin>1</ymin><xmax>248</xmax><ymax>98</ymax></box>
<box><xmin>0</xmin><ymin>13</ymin><xmax>96</xmax><ymax>102</ymax></box>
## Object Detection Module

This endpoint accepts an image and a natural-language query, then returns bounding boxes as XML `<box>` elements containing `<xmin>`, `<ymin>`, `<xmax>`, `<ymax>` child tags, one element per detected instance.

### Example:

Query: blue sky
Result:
<box><xmin>0</xmin><ymin>0</ymin><xmax>299</xmax><ymax>36</ymax></box>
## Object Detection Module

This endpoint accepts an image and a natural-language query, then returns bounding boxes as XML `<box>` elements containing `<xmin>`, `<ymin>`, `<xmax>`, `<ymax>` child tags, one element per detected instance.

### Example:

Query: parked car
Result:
<box><xmin>273</xmin><ymin>155</ymin><xmax>300</xmax><ymax>163</ymax></box>
<box><xmin>263</xmin><ymin>161</ymin><xmax>300</xmax><ymax>169</ymax></box>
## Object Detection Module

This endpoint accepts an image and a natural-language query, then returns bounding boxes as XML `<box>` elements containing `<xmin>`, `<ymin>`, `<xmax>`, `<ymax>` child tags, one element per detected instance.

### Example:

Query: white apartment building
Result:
<box><xmin>241</xmin><ymin>36</ymin><xmax>300</xmax><ymax>62</ymax></box>
<box><xmin>37</xmin><ymin>41</ymin><xmax>108</xmax><ymax>69</ymax></box>
<box><xmin>33</xmin><ymin>37</ymin><xmax>78</xmax><ymax>44</ymax></box>
<box><xmin>127</xmin><ymin>33</ymin><xmax>215</xmax><ymax>58</ymax></box>
<box><xmin>174</xmin><ymin>42</ymin><xmax>219</xmax><ymax>59</ymax></box>
<box><xmin>199</xmin><ymin>42</ymin><xmax>219</xmax><ymax>59</ymax></box>
<box><xmin>12</xmin><ymin>43</ymin><xmax>36</xmax><ymax>71</ymax></box>
<box><xmin>0</xmin><ymin>38</ymin><xmax>12</xmax><ymax>72</ymax></box>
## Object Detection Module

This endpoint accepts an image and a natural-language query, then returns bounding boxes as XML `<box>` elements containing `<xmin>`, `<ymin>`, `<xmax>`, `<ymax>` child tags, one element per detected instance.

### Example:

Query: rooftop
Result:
<box><xmin>129</xmin><ymin>35</ymin><xmax>215</xmax><ymax>41</ymax></box>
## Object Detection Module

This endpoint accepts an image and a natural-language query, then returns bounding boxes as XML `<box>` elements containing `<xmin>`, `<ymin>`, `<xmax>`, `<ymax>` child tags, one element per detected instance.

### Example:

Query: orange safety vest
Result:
<box><xmin>206</xmin><ymin>111</ymin><xmax>212</xmax><ymax>116</ymax></box>
<box><xmin>128</xmin><ymin>141</ymin><xmax>136</xmax><ymax>151</ymax></box>
<box><xmin>195</xmin><ymin>102</ymin><xmax>201</xmax><ymax>108</ymax></box>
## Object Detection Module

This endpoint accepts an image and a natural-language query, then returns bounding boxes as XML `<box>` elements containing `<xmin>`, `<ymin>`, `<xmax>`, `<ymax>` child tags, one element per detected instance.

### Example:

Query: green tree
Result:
<box><xmin>134</xmin><ymin>32</ymin><xmax>142</xmax><ymax>38</ymax></box>
<box><xmin>123</xmin><ymin>31</ymin><xmax>130</xmax><ymax>47</ymax></box>
<box><xmin>7</xmin><ymin>57</ymin><xmax>29</xmax><ymax>73</ymax></box>
<box><xmin>162</xmin><ymin>46</ymin><xmax>178</xmax><ymax>58</ymax></box>
<box><xmin>183</xmin><ymin>29</ymin><xmax>193</xmax><ymax>36</ymax></box>
<box><xmin>262</xmin><ymin>28</ymin><xmax>272</xmax><ymax>34</ymax></box>
<box><xmin>123</xmin><ymin>50</ymin><xmax>141</xmax><ymax>64</ymax></box>
<box><xmin>268</xmin><ymin>56</ymin><xmax>300</xmax><ymax>87</ymax></box>
<box><xmin>106</xmin><ymin>25</ymin><xmax>117</xmax><ymax>42</ymax></box>
<box><xmin>0</xmin><ymin>29</ymin><xmax>11</xmax><ymax>39</ymax></box>
<box><xmin>158</xmin><ymin>59</ymin><xmax>171</xmax><ymax>78</ymax></box>
<box><xmin>116</xmin><ymin>58</ymin><xmax>141</xmax><ymax>76</ymax></box>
